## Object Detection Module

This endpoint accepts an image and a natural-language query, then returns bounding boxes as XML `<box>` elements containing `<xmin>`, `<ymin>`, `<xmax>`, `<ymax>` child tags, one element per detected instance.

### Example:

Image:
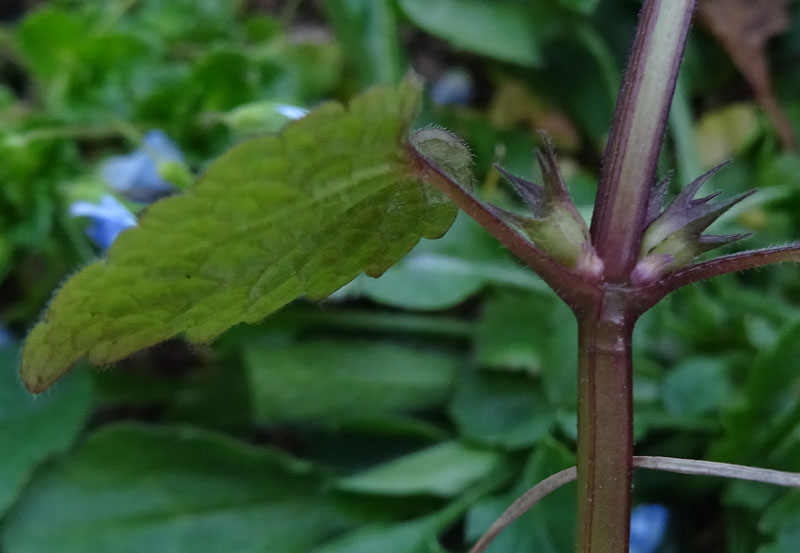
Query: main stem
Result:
<box><xmin>576</xmin><ymin>289</ymin><xmax>635</xmax><ymax>553</ymax></box>
<box><xmin>590</xmin><ymin>0</ymin><xmax>695</xmax><ymax>282</ymax></box>
<box><xmin>577</xmin><ymin>2</ymin><xmax>695</xmax><ymax>551</ymax></box>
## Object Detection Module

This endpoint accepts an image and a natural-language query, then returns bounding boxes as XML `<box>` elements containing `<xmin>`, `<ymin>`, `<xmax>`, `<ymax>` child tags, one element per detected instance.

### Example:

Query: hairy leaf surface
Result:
<box><xmin>23</xmin><ymin>77</ymin><xmax>470</xmax><ymax>392</ymax></box>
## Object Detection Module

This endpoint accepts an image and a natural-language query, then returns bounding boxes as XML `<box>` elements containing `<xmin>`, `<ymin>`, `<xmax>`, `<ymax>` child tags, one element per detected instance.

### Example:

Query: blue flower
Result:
<box><xmin>101</xmin><ymin>129</ymin><xmax>185</xmax><ymax>203</ymax></box>
<box><xmin>273</xmin><ymin>104</ymin><xmax>309</xmax><ymax>120</ymax></box>
<box><xmin>630</xmin><ymin>504</ymin><xmax>669</xmax><ymax>553</ymax></box>
<box><xmin>0</xmin><ymin>327</ymin><xmax>13</xmax><ymax>348</ymax></box>
<box><xmin>69</xmin><ymin>195</ymin><xmax>137</xmax><ymax>250</ymax></box>
<box><xmin>431</xmin><ymin>68</ymin><xmax>474</xmax><ymax>106</ymax></box>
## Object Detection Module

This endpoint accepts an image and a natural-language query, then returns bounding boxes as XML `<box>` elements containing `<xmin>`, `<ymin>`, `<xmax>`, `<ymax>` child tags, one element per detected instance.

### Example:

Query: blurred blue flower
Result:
<box><xmin>0</xmin><ymin>327</ymin><xmax>13</xmax><ymax>348</ymax></box>
<box><xmin>69</xmin><ymin>195</ymin><xmax>137</xmax><ymax>250</ymax></box>
<box><xmin>431</xmin><ymin>68</ymin><xmax>474</xmax><ymax>106</ymax></box>
<box><xmin>630</xmin><ymin>504</ymin><xmax>669</xmax><ymax>553</ymax></box>
<box><xmin>274</xmin><ymin>104</ymin><xmax>309</xmax><ymax>120</ymax></box>
<box><xmin>102</xmin><ymin>129</ymin><xmax>185</xmax><ymax>203</ymax></box>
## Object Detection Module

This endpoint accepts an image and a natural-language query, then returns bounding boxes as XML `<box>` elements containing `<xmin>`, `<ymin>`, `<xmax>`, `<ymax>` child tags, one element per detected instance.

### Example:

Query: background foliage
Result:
<box><xmin>1</xmin><ymin>1</ymin><xmax>800</xmax><ymax>552</ymax></box>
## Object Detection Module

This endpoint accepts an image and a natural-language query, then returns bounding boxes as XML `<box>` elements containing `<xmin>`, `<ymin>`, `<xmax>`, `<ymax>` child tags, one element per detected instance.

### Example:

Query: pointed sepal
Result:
<box><xmin>493</xmin><ymin>165</ymin><xmax>545</xmax><ymax>215</ymax></box>
<box><xmin>645</xmin><ymin>172</ymin><xmax>672</xmax><ymax>227</ymax></box>
<box><xmin>633</xmin><ymin>162</ymin><xmax>755</xmax><ymax>284</ymax></box>
<box><xmin>493</xmin><ymin>139</ymin><xmax>602</xmax><ymax>277</ymax></box>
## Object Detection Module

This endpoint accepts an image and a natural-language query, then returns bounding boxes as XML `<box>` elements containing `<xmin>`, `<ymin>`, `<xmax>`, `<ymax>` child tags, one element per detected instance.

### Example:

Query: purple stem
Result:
<box><xmin>591</xmin><ymin>0</ymin><xmax>696</xmax><ymax>284</ymax></box>
<box><xmin>576</xmin><ymin>289</ymin><xmax>635</xmax><ymax>553</ymax></box>
<box><xmin>578</xmin><ymin>2</ymin><xmax>696</xmax><ymax>552</ymax></box>
<box><xmin>636</xmin><ymin>243</ymin><xmax>800</xmax><ymax>310</ymax></box>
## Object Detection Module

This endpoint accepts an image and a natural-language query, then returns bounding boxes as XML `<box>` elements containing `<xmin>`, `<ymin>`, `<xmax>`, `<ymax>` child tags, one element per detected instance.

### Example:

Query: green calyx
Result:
<box><xmin>492</xmin><ymin>140</ymin><xmax>601</xmax><ymax>277</ymax></box>
<box><xmin>632</xmin><ymin>163</ymin><xmax>752</xmax><ymax>285</ymax></box>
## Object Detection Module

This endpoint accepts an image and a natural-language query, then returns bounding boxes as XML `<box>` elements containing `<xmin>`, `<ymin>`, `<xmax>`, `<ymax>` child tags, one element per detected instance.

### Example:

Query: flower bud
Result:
<box><xmin>634</xmin><ymin>162</ymin><xmax>753</xmax><ymax>283</ymax></box>
<box><xmin>491</xmin><ymin>138</ymin><xmax>601</xmax><ymax>277</ymax></box>
<box><xmin>224</xmin><ymin>101</ymin><xmax>308</xmax><ymax>135</ymax></box>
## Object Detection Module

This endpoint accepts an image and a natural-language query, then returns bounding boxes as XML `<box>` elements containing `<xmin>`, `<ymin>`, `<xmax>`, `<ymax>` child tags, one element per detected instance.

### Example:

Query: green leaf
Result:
<box><xmin>711</xmin><ymin>318</ymin><xmax>800</xmax><ymax>463</ymax></box>
<box><xmin>244</xmin><ymin>339</ymin><xmax>459</xmax><ymax>425</ymax></box>
<box><xmin>2</xmin><ymin>424</ymin><xmax>349</xmax><ymax>553</ymax></box>
<box><xmin>22</xmin><ymin>76</ymin><xmax>470</xmax><ymax>392</ymax></box>
<box><xmin>0</xmin><ymin>347</ymin><xmax>92</xmax><ymax>516</ymax></box>
<box><xmin>554</xmin><ymin>0</ymin><xmax>601</xmax><ymax>15</ymax></box>
<box><xmin>474</xmin><ymin>291</ymin><xmax>577</xmax><ymax>406</ymax></box>
<box><xmin>465</xmin><ymin>439</ymin><xmax>576</xmax><ymax>553</ymax></box>
<box><xmin>449</xmin><ymin>368</ymin><xmax>554</xmax><ymax>449</ymax></box>
<box><xmin>338</xmin><ymin>213</ymin><xmax>546</xmax><ymax>310</ymax></box>
<box><xmin>396</xmin><ymin>0</ymin><xmax>541</xmax><ymax>67</ymax></box>
<box><xmin>136</xmin><ymin>0</ymin><xmax>240</xmax><ymax>44</ymax></box>
<box><xmin>16</xmin><ymin>7</ymin><xmax>159</xmax><ymax>114</ymax></box>
<box><xmin>662</xmin><ymin>356</ymin><xmax>733</xmax><ymax>417</ymax></box>
<box><xmin>758</xmin><ymin>493</ymin><xmax>800</xmax><ymax>553</ymax></box>
<box><xmin>325</xmin><ymin>0</ymin><xmax>406</xmax><ymax>86</ymax></box>
<box><xmin>261</xmin><ymin>38</ymin><xmax>344</xmax><ymax>104</ymax></box>
<box><xmin>338</xmin><ymin>441</ymin><xmax>504</xmax><ymax>497</ymax></box>
<box><xmin>15</xmin><ymin>8</ymin><xmax>88</xmax><ymax>82</ymax></box>
<box><xmin>188</xmin><ymin>48</ymin><xmax>254</xmax><ymax>111</ymax></box>
<box><xmin>311</xmin><ymin>517</ymin><xmax>445</xmax><ymax>553</ymax></box>
<box><xmin>747</xmin><ymin>318</ymin><xmax>800</xmax><ymax>415</ymax></box>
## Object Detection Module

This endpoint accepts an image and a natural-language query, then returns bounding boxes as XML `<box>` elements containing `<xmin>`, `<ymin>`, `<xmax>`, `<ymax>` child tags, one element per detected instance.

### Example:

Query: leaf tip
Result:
<box><xmin>20</xmin><ymin>320</ymin><xmax>83</xmax><ymax>394</ymax></box>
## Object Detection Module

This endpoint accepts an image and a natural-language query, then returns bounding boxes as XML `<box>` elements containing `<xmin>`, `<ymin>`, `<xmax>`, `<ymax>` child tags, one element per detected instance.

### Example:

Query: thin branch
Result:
<box><xmin>467</xmin><ymin>456</ymin><xmax>800</xmax><ymax>553</ymax></box>
<box><xmin>407</xmin><ymin>144</ymin><xmax>601</xmax><ymax>309</ymax></box>
<box><xmin>636</xmin><ymin>243</ymin><xmax>800</xmax><ymax>309</ymax></box>
<box><xmin>467</xmin><ymin>467</ymin><xmax>577</xmax><ymax>553</ymax></box>
<box><xmin>634</xmin><ymin>456</ymin><xmax>800</xmax><ymax>487</ymax></box>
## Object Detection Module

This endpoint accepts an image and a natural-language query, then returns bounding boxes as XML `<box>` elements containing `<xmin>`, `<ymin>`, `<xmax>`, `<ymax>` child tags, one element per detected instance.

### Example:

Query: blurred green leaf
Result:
<box><xmin>311</xmin><ymin>516</ymin><xmax>446</xmax><ymax>553</ymax></box>
<box><xmin>135</xmin><ymin>0</ymin><xmax>241</xmax><ymax>45</ymax></box>
<box><xmin>339</xmin><ymin>213</ymin><xmax>545</xmax><ymax>310</ymax></box>
<box><xmin>189</xmin><ymin>48</ymin><xmax>254</xmax><ymax>111</ymax></box>
<box><xmin>466</xmin><ymin>438</ymin><xmax>575</xmax><ymax>553</ymax></box>
<box><xmin>0</xmin><ymin>348</ymin><xmax>92</xmax><ymax>515</ymax></box>
<box><xmin>746</xmin><ymin>318</ymin><xmax>800</xmax><ymax>414</ymax></box>
<box><xmin>449</xmin><ymin>368</ymin><xmax>554</xmax><ymax>448</ymax></box>
<box><xmin>325</xmin><ymin>0</ymin><xmax>405</xmax><ymax>86</ymax></box>
<box><xmin>662</xmin><ymin>356</ymin><xmax>733</xmax><ymax>417</ymax></box>
<box><xmin>474</xmin><ymin>291</ymin><xmax>577</xmax><ymax>412</ymax></box>
<box><xmin>2</xmin><ymin>424</ymin><xmax>349</xmax><ymax>553</ymax></box>
<box><xmin>396</xmin><ymin>0</ymin><xmax>541</xmax><ymax>67</ymax></box>
<box><xmin>338</xmin><ymin>441</ymin><xmax>504</xmax><ymax>497</ymax></box>
<box><xmin>695</xmin><ymin>102</ymin><xmax>762</xmax><ymax>168</ymax></box>
<box><xmin>16</xmin><ymin>7</ymin><xmax>159</xmax><ymax>115</ymax></box>
<box><xmin>758</xmin><ymin>493</ymin><xmax>800</xmax><ymax>553</ymax></box>
<box><xmin>555</xmin><ymin>0</ymin><xmax>601</xmax><ymax>14</ymax></box>
<box><xmin>15</xmin><ymin>8</ymin><xmax>88</xmax><ymax>82</ymax></box>
<box><xmin>244</xmin><ymin>339</ymin><xmax>459</xmax><ymax>425</ymax></box>
<box><xmin>712</xmin><ymin>318</ymin><xmax>800</xmax><ymax>465</ymax></box>
<box><xmin>266</xmin><ymin>39</ymin><xmax>344</xmax><ymax>103</ymax></box>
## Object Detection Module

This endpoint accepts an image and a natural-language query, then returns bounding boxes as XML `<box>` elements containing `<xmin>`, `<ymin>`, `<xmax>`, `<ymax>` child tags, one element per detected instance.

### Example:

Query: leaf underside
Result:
<box><xmin>22</xmin><ymin>76</ymin><xmax>469</xmax><ymax>393</ymax></box>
